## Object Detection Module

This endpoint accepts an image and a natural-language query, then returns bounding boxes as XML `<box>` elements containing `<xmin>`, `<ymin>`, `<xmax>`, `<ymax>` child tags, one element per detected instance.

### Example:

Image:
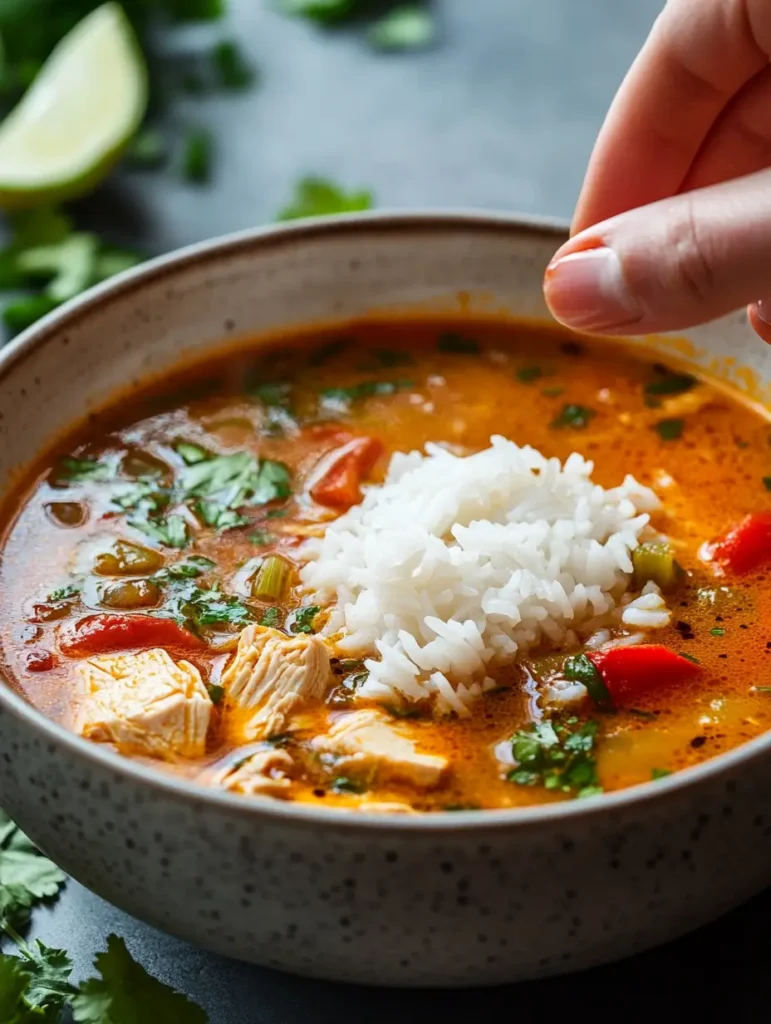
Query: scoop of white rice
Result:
<box><xmin>299</xmin><ymin>435</ymin><xmax>662</xmax><ymax>716</ymax></box>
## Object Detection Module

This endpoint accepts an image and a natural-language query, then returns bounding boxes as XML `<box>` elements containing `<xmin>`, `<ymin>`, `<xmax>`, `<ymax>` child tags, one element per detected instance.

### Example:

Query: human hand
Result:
<box><xmin>543</xmin><ymin>0</ymin><xmax>771</xmax><ymax>342</ymax></box>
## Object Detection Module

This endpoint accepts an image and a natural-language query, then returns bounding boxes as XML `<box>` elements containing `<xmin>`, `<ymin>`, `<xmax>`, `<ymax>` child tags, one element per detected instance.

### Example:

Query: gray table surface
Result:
<box><xmin>22</xmin><ymin>0</ymin><xmax>767</xmax><ymax>1019</ymax></box>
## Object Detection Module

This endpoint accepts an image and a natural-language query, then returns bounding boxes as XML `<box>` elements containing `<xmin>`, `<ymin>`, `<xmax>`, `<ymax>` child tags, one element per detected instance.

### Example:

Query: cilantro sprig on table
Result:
<box><xmin>0</xmin><ymin>809</ymin><xmax>210</xmax><ymax>1021</ymax></box>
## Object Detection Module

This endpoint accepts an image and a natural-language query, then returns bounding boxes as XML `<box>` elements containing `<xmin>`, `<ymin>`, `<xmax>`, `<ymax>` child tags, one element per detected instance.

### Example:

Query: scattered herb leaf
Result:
<box><xmin>213</xmin><ymin>40</ymin><xmax>254</xmax><ymax>89</ymax></box>
<box><xmin>563</xmin><ymin>653</ymin><xmax>613</xmax><ymax>710</ymax></box>
<box><xmin>763</xmin><ymin>477</ymin><xmax>771</xmax><ymax>492</ymax></box>
<box><xmin>259</xmin><ymin>607</ymin><xmax>280</xmax><ymax>628</ymax></box>
<box><xmin>655</xmin><ymin>418</ymin><xmax>684</xmax><ymax>442</ymax></box>
<box><xmin>516</xmin><ymin>365</ymin><xmax>542</xmax><ymax>383</ymax></box>
<box><xmin>206</xmin><ymin>684</ymin><xmax>225</xmax><ymax>705</ymax></box>
<box><xmin>367</xmin><ymin>5</ymin><xmax>436</xmax><ymax>51</ymax></box>
<box><xmin>182</xmin><ymin>127</ymin><xmax>213</xmax><ymax>184</ymax></box>
<box><xmin>278</xmin><ymin>177</ymin><xmax>373</xmax><ymax>221</ymax></box>
<box><xmin>0</xmin><ymin>810</ymin><xmax>66</xmax><ymax>931</ymax></box>
<box><xmin>508</xmin><ymin>718</ymin><xmax>602</xmax><ymax>798</ymax></box>
<box><xmin>644</xmin><ymin>372</ymin><xmax>696</xmax><ymax>398</ymax></box>
<box><xmin>47</xmin><ymin>584</ymin><xmax>80</xmax><ymax>603</ymax></box>
<box><xmin>709</xmin><ymin>627</ymin><xmax>726</xmax><ymax>637</ymax></box>
<box><xmin>679</xmin><ymin>652</ymin><xmax>701</xmax><ymax>665</ymax></box>
<box><xmin>550</xmin><ymin>403</ymin><xmax>596</xmax><ymax>429</ymax></box>
<box><xmin>331</xmin><ymin>777</ymin><xmax>367</xmax><ymax>794</ymax></box>
<box><xmin>290</xmin><ymin>605</ymin><xmax>321</xmax><ymax>634</ymax></box>
<box><xmin>651</xmin><ymin>767</ymin><xmax>672</xmax><ymax>780</ymax></box>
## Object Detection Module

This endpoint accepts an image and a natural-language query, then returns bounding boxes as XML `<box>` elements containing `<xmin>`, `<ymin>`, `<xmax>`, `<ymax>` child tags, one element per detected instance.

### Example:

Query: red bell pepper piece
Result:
<box><xmin>588</xmin><ymin>645</ymin><xmax>701</xmax><ymax>701</ymax></box>
<box><xmin>705</xmin><ymin>513</ymin><xmax>771</xmax><ymax>575</ymax></box>
<box><xmin>25</xmin><ymin>649</ymin><xmax>56</xmax><ymax>672</ymax></box>
<box><xmin>310</xmin><ymin>436</ymin><xmax>383</xmax><ymax>510</ymax></box>
<box><xmin>59</xmin><ymin>614</ymin><xmax>202</xmax><ymax>657</ymax></box>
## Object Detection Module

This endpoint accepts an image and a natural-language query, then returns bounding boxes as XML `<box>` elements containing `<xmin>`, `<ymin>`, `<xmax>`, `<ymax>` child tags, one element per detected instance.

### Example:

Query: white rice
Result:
<box><xmin>300</xmin><ymin>435</ymin><xmax>664</xmax><ymax>716</ymax></box>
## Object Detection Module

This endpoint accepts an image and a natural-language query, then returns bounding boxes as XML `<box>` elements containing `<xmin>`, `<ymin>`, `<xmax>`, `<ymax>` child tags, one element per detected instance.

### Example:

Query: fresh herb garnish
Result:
<box><xmin>290</xmin><ymin>605</ymin><xmax>321</xmax><ymax>634</ymax></box>
<box><xmin>437</xmin><ymin>333</ymin><xmax>480</xmax><ymax>354</ymax></box>
<box><xmin>278</xmin><ymin>177</ymin><xmax>373</xmax><ymax>220</ymax></box>
<box><xmin>259</xmin><ymin>607</ymin><xmax>280</xmax><ymax>628</ymax></box>
<box><xmin>47</xmin><ymin>584</ymin><xmax>80</xmax><ymax>603</ymax></box>
<box><xmin>161</xmin><ymin>580</ymin><xmax>254</xmax><ymax>634</ymax></box>
<box><xmin>563</xmin><ymin>653</ymin><xmax>613</xmax><ymax>710</ymax></box>
<box><xmin>679</xmin><ymin>652</ymin><xmax>701</xmax><ymax>664</ymax></box>
<box><xmin>367</xmin><ymin>5</ymin><xmax>436</xmax><ymax>50</ymax></box>
<box><xmin>508</xmin><ymin>717</ymin><xmax>602</xmax><ymax>798</ymax></box>
<box><xmin>249</xmin><ymin>529</ymin><xmax>274</xmax><ymax>546</ymax></box>
<box><xmin>0</xmin><ymin>809</ymin><xmax>66</xmax><ymax>931</ymax></box>
<box><xmin>70</xmin><ymin>934</ymin><xmax>208</xmax><ymax>1023</ymax></box>
<box><xmin>213</xmin><ymin>40</ymin><xmax>254</xmax><ymax>89</ymax></box>
<box><xmin>130</xmin><ymin>513</ymin><xmax>189</xmax><ymax>549</ymax></box>
<box><xmin>651</xmin><ymin>767</ymin><xmax>672</xmax><ymax>780</ymax></box>
<box><xmin>181</xmin><ymin>126</ymin><xmax>213</xmax><ymax>184</ymax></box>
<box><xmin>206</xmin><ymin>683</ymin><xmax>225</xmax><ymax>705</ymax></box>
<box><xmin>319</xmin><ymin>379</ymin><xmax>413</xmax><ymax>409</ymax></box>
<box><xmin>709</xmin><ymin>627</ymin><xmax>726</xmax><ymax>637</ymax></box>
<box><xmin>516</xmin><ymin>365</ymin><xmax>543</xmax><ymax>383</ymax></box>
<box><xmin>644</xmin><ymin>372</ymin><xmax>696</xmax><ymax>398</ymax></box>
<box><xmin>655</xmin><ymin>418</ymin><xmax>684</xmax><ymax>441</ymax></box>
<box><xmin>550</xmin><ymin>404</ymin><xmax>596</xmax><ymax>429</ymax></box>
<box><xmin>155</xmin><ymin>556</ymin><xmax>216</xmax><ymax>581</ymax></box>
<box><xmin>763</xmin><ymin>477</ymin><xmax>771</xmax><ymax>492</ymax></box>
<box><xmin>52</xmin><ymin>454</ymin><xmax>116</xmax><ymax>484</ymax></box>
<box><xmin>331</xmin><ymin>777</ymin><xmax>367</xmax><ymax>794</ymax></box>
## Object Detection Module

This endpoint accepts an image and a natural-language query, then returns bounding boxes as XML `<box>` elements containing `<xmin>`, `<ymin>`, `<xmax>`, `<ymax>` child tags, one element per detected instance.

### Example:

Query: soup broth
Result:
<box><xmin>2</xmin><ymin>319</ymin><xmax>770</xmax><ymax>813</ymax></box>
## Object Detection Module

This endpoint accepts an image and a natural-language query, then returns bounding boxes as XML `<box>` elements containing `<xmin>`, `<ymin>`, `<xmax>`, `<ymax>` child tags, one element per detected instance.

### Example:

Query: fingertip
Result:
<box><xmin>747</xmin><ymin>303</ymin><xmax>771</xmax><ymax>344</ymax></box>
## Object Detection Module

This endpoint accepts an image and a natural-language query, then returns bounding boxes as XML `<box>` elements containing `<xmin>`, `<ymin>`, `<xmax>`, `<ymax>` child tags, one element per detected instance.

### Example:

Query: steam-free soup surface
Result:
<box><xmin>1</xmin><ymin>319</ymin><xmax>770</xmax><ymax>813</ymax></box>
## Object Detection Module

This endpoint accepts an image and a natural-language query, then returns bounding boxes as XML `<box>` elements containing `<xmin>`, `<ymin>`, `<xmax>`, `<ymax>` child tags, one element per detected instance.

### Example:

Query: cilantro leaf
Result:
<box><xmin>0</xmin><ymin>810</ymin><xmax>66</xmax><ymax>930</ymax></box>
<box><xmin>278</xmin><ymin>177</ymin><xmax>373</xmax><ymax>221</ymax></box>
<box><xmin>0</xmin><ymin>955</ymin><xmax>31</xmax><ymax>1022</ymax></box>
<box><xmin>655</xmin><ymin>418</ymin><xmax>684</xmax><ymax>441</ymax></box>
<box><xmin>71</xmin><ymin>934</ymin><xmax>208</xmax><ymax>1024</ymax></box>
<box><xmin>290</xmin><ymin>605</ymin><xmax>321</xmax><ymax>634</ymax></box>
<box><xmin>550</xmin><ymin>403</ymin><xmax>596</xmax><ymax>429</ymax></box>
<box><xmin>644</xmin><ymin>371</ymin><xmax>695</xmax><ymax>398</ymax></box>
<box><xmin>14</xmin><ymin>939</ymin><xmax>74</xmax><ymax>1011</ymax></box>
<box><xmin>129</xmin><ymin>513</ymin><xmax>189</xmax><ymax>549</ymax></box>
<box><xmin>319</xmin><ymin>379</ymin><xmax>413</xmax><ymax>410</ymax></box>
<box><xmin>259</xmin><ymin>607</ymin><xmax>280</xmax><ymax>628</ymax></box>
<box><xmin>508</xmin><ymin>718</ymin><xmax>602</xmax><ymax>798</ymax></box>
<box><xmin>278</xmin><ymin>0</ymin><xmax>355</xmax><ymax>23</ymax></box>
<box><xmin>162</xmin><ymin>581</ymin><xmax>254</xmax><ymax>634</ymax></box>
<box><xmin>52</xmin><ymin>455</ymin><xmax>117</xmax><ymax>485</ymax></box>
<box><xmin>367</xmin><ymin>5</ymin><xmax>436</xmax><ymax>51</ymax></box>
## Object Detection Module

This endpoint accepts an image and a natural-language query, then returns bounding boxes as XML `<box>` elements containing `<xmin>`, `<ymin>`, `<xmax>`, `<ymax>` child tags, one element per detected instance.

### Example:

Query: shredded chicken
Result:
<box><xmin>313</xmin><ymin>710</ymin><xmax>447</xmax><ymax>788</ymax></box>
<box><xmin>212</xmin><ymin>747</ymin><xmax>295</xmax><ymax>798</ymax></box>
<box><xmin>221</xmin><ymin>624</ymin><xmax>332</xmax><ymax>740</ymax></box>
<box><xmin>74</xmin><ymin>648</ymin><xmax>212</xmax><ymax>760</ymax></box>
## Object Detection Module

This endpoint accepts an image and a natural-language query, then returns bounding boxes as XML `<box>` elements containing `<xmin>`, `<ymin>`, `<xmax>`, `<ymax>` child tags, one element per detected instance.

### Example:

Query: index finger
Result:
<box><xmin>572</xmin><ymin>0</ymin><xmax>771</xmax><ymax>234</ymax></box>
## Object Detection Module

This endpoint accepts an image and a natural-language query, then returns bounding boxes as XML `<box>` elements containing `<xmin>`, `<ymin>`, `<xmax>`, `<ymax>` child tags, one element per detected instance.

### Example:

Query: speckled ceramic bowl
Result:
<box><xmin>0</xmin><ymin>212</ymin><xmax>770</xmax><ymax>987</ymax></box>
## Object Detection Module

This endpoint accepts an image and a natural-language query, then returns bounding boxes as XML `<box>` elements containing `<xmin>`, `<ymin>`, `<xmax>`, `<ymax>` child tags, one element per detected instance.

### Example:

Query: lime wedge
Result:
<box><xmin>0</xmin><ymin>3</ymin><xmax>148</xmax><ymax>211</ymax></box>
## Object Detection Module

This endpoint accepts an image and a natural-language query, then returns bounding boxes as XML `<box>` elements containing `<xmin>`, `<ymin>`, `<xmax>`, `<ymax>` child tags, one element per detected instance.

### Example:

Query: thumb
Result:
<box><xmin>544</xmin><ymin>168</ymin><xmax>771</xmax><ymax>342</ymax></box>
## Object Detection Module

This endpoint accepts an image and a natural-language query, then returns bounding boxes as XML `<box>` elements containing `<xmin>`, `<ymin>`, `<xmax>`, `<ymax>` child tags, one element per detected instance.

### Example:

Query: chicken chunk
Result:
<box><xmin>74</xmin><ymin>648</ymin><xmax>212</xmax><ymax>760</ymax></box>
<box><xmin>221</xmin><ymin>624</ymin><xmax>332</xmax><ymax>740</ymax></box>
<box><xmin>313</xmin><ymin>711</ymin><xmax>447</xmax><ymax>788</ymax></box>
<box><xmin>212</xmin><ymin>748</ymin><xmax>295</xmax><ymax>798</ymax></box>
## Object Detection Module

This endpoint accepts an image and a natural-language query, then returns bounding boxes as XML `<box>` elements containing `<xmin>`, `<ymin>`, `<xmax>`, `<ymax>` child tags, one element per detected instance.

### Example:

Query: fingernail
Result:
<box><xmin>754</xmin><ymin>298</ymin><xmax>771</xmax><ymax>325</ymax></box>
<box><xmin>544</xmin><ymin>246</ymin><xmax>643</xmax><ymax>332</ymax></box>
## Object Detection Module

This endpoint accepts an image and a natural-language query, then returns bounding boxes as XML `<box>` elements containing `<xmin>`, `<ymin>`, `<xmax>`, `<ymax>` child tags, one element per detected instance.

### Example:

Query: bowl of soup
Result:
<box><xmin>0</xmin><ymin>211</ymin><xmax>770</xmax><ymax>986</ymax></box>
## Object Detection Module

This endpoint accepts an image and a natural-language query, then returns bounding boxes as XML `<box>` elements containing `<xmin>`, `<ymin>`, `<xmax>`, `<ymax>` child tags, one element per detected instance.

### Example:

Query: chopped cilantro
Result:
<box><xmin>651</xmin><ymin>767</ymin><xmax>672</xmax><ymax>780</ymax></box>
<box><xmin>249</xmin><ymin>530</ymin><xmax>274</xmax><ymax>546</ymax></box>
<box><xmin>71</xmin><ymin>935</ymin><xmax>207</xmax><ymax>1023</ymax></box>
<box><xmin>213</xmin><ymin>40</ymin><xmax>254</xmax><ymax>89</ymax></box>
<box><xmin>679</xmin><ymin>652</ymin><xmax>701</xmax><ymax>664</ymax></box>
<box><xmin>367</xmin><ymin>6</ymin><xmax>436</xmax><ymax>50</ymax></box>
<box><xmin>763</xmin><ymin>477</ymin><xmax>771</xmax><ymax>492</ymax></box>
<box><xmin>206</xmin><ymin>683</ymin><xmax>225</xmax><ymax>705</ymax></box>
<box><xmin>126</xmin><ymin>128</ymin><xmax>168</xmax><ymax>170</ymax></box>
<box><xmin>0</xmin><ymin>938</ymin><xmax>74</xmax><ymax>1020</ymax></box>
<box><xmin>550</xmin><ymin>403</ymin><xmax>596</xmax><ymax>429</ymax></box>
<box><xmin>47</xmin><ymin>584</ymin><xmax>80</xmax><ymax>603</ymax></box>
<box><xmin>175</xmin><ymin>442</ymin><xmax>209</xmax><ymax>465</ymax></box>
<box><xmin>180</xmin><ymin>450</ymin><xmax>291</xmax><ymax>509</ymax></box>
<box><xmin>156</xmin><ymin>556</ymin><xmax>215</xmax><ymax>580</ymax></box>
<box><xmin>331</xmin><ymin>777</ymin><xmax>367</xmax><ymax>794</ymax></box>
<box><xmin>516</xmin><ymin>365</ymin><xmax>542</xmax><ymax>383</ymax></box>
<box><xmin>259</xmin><ymin>607</ymin><xmax>280</xmax><ymax>628</ymax></box>
<box><xmin>709</xmin><ymin>627</ymin><xmax>726</xmax><ymax>637</ymax></box>
<box><xmin>508</xmin><ymin>717</ymin><xmax>602</xmax><ymax>798</ymax></box>
<box><xmin>319</xmin><ymin>379</ymin><xmax>413</xmax><ymax>409</ymax></box>
<box><xmin>290</xmin><ymin>605</ymin><xmax>321</xmax><ymax>634</ymax></box>
<box><xmin>437</xmin><ymin>333</ymin><xmax>480</xmax><ymax>354</ymax></box>
<box><xmin>278</xmin><ymin>177</ymin><xmax>373</xmax><ymax>221</ymax></box>
<box><xmin>52</xmin><ymin>454</ymin><xmax>116</xmax><ymax>484</ymax></box>
<box><xmin>0</xmin><ymin>810</ymin><xmax>66</xmax><ymax>931</ymax></box>
<box><xmin>161</xmin><ymin>580</ymin><xmax>254</xmax><ymax>634</ymax></box>
<box><xmin>655</xmin><ymin>418</ymin><xmax>684</xmax><ymax>441</ymax></box>
<box><xmin>644</xmin><ymin>372</ymin><xmax>696</xmax><ymax>398</ymax></box>
<box><xmin>249</xmin><ymin>382</ymin><xmax>292</xmax><ymax>408</ymax></box>
<box><xmin>563</xmin><ymin>653</ymin><xmax>613</xmax><ymax>710</ymax></box>
<box><xmin>278</xmin><ymin>0</ymin><xmax>355</xmax><ymax>21</ymax></box>
<box><xmin>194</xmin><ymin>500</ymin><xmax>250</xmax><ymax>532</ymax></box>
<box><xmin>130</xmin><ymin>513</ymin><xmax>189</xmax><ymax>549</ymax></box>
<box><xmin>182</xmin><ymin>127</ymin><xmax>213</xmax><ymax>184</ymax></box>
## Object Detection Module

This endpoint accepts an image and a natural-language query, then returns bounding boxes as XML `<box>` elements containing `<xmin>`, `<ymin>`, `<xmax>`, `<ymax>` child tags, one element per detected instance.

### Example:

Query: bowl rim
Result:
<box><xmin>0</xmin><ymin>206</ymin><xmax>766</xmax><ymax>835</ymax></box>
